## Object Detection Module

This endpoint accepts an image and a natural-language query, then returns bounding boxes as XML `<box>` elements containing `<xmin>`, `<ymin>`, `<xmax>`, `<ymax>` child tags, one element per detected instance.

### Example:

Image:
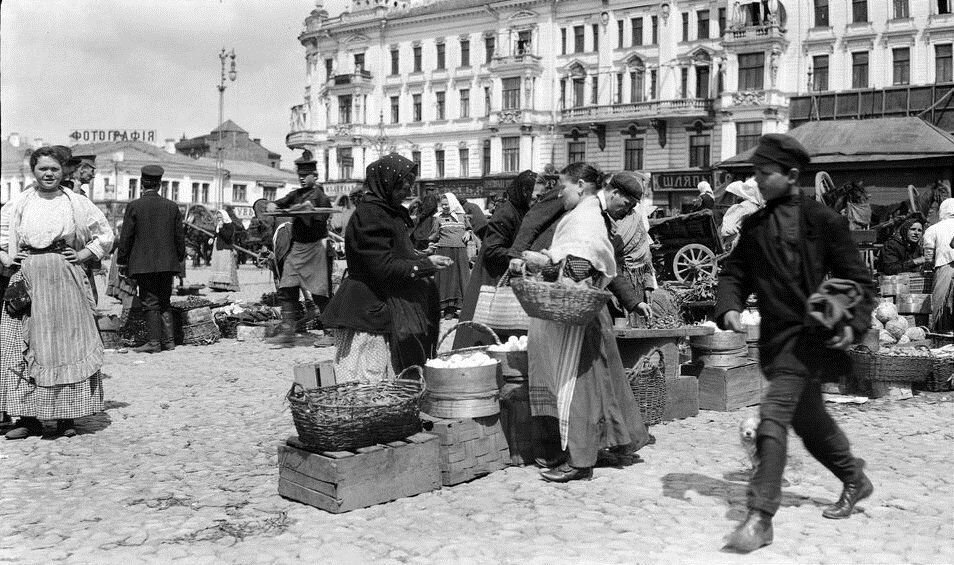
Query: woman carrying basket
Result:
<box><xmin>511</xmin><ymin>162</ymin><xmax>650</xmax><ymax>482</ymax></box>
<box><xmin>321</xmin><ymin>154</ymin><xmax>452</xmax><ymax>382</ymax></box>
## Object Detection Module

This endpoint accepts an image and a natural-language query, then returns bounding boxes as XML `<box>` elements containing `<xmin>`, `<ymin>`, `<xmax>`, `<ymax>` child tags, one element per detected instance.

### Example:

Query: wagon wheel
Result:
<box><xmin>815</xmin><ymin>172</ymin><xmax>835</xmax><ymax>204</ymax></box>
<box><xmin>672</xmin><ymin>244</ymin><xmax>717</xmax><ymax>283</ymax></box>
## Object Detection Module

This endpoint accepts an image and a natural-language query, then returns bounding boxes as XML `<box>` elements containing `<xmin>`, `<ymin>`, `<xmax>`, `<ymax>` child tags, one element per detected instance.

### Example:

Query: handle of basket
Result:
<box><xmin>436</xmin><ymin>320</ymin><xmax>503</xmax><ymax>351</ymax></box>
<box><xmin>852</xmin><ymin>344</ymin><xmax>873</xmax><ymax>354</ymax></box>
<box><xmin>287</xmin><ymin>382</ymin><xmax>306</xmax><ymax>402</ymax></box>
<box><xmin>395</xmin><ymin>364</ymin><xmax>425</xmax><ymax>392</ymax></box>
<box><xmin>630</xmin><ymin>347</ymin><xmax>665</xmax><ymax>378</ymax></box>
<box><xmin>497</xmin><ymin>270</ymin><xmax>512</xmax><ymax>288</ymax></box>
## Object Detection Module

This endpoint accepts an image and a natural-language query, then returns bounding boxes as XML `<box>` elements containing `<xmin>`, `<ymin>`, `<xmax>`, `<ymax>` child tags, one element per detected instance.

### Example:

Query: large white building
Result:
<box><xmin>287</xmin><ymin>0</ymin><xmax>954</xmax><ymax>211</ymax></box>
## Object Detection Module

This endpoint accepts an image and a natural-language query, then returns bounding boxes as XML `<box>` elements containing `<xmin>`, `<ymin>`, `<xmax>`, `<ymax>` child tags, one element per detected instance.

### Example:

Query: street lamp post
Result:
<box><xmin>216</xmin><ymin>48</ymin><xmax>237</xmax><ymax>207</ymax></box>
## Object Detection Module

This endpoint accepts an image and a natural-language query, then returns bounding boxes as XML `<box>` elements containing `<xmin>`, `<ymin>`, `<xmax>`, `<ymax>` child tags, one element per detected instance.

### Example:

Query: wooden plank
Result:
<box><xmin>278</xmin><ymin>444</ymin><xmax>341</xmax><ymax>479</ymax></box>
<box><xmin>661</xmin><ymin>376</ymin><xmax>699</xmax><ymax>421</ymax></box>
<box><xmin>386</xmin><ymin>440</ymin><xmax>408</xmax><ymax>448</ymax></box>
<box><xmin>614</xmin><ymin>326</ymin><xmax>715</xmax><ymax>339</ymax></box>
<box><xmin>356</xmin><ymin>445</ymin><xmax>385</xmax><ymax>454</ymax></box>
<box><xmin>279</xmin><ymin>465</ymin><xmax>338</xmax><ymax>498</ymax></box>
<box><xmin>278</xmin><ymin>476</ymin><xmax>342</xmax><ymax>513</ymax></box>
<box><xmin>698</xmin><ymin>362</ymin><xmax>761</xmax><ymax>411</ymax></box>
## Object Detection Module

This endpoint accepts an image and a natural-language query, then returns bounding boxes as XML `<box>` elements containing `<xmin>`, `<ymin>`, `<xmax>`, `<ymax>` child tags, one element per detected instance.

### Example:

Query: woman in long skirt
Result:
<box><xmin>0</xmin><ymin>146</ymin><xmax>114</xmax><ymax>439</ymax></box>
<box><xmin>429</xmin><ymin>193</ymin><xmax>471</xmax><ymax>319</ymax></box>
<box><xmin>209</xmin><ymin>210</ymin><xmax>240</xmax><ymax>292</ymax></box>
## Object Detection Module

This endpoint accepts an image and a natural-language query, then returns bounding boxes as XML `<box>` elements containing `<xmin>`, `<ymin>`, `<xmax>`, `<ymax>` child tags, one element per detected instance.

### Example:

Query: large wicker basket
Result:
<box><xmin>923</xmin><ymin>356</ymin><xmax>954</xmax><ymax>392</ymax></box>
<box><xmin>510</xmin><ymin>270</ymin><xmax>613</xmax><ymax>326</ymax></box>
<box><xmin>848</xmin><ymin>345</ymin><xmax>933</xmax><ymax>383</ymax></box>
<box><xmin>627</xmin><ymin>347</ymin><xmax>667</xmax><ymax>426</ymax></box>
<box><xmin>287</xmin><ymin>367</ymin><xmax>425</xmax><ymax>452</ymax></box>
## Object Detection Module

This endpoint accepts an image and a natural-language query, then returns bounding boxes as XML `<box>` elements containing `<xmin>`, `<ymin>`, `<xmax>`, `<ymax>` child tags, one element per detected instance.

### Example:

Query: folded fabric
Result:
<box><xmin>806</xmin><ymin>278</ymin><xmax>865</xmax><ymax>331</ymax></box>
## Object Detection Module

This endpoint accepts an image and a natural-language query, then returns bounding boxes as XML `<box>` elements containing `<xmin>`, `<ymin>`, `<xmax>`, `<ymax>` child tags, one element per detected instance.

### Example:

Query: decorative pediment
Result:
<box><xmin>564</xmin><ymin>60</ymin><xmax>589</xmax><ymax>77</ymax></box>
<box><xmin>509</xmin><ymin>10</ymin><xmax>537</xmax><ymax>20</ymax></box>
<box><xmin>345</xmin><ymin>33</ymin><xmax>370</xmax><ymax>44</ymax></box>
<box><xmin>624</xmin><ymin>54</ymin><xmax>645</xmax><ymax>69</ymax></box>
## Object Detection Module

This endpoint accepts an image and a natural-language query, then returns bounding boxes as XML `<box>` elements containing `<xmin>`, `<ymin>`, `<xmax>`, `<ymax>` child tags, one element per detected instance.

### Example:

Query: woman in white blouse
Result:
<box><xmin>0</xmin><ymin>146</ymin><xmax>114</xmax><ymax>439</ymax></box>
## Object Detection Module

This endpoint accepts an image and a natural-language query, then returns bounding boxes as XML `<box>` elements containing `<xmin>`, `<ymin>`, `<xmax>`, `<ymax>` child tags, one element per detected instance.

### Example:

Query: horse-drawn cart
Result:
<box><xmin>649</xmin><ymin>209</ymin><xmax>728</xmax><ymax>283</ymax></box>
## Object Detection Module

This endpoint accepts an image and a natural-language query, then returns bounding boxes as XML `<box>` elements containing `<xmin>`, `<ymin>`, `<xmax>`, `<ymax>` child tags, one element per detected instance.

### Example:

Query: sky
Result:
<box><xmin>1</xmin><ymin>0</ymin><xmax>348</xmax><ymax>168</ymax></box>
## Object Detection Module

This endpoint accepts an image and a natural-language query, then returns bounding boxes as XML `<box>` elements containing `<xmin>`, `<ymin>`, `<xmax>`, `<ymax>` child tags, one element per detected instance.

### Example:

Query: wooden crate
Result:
<box><xmin>277</xmin><ymin>433</ymin><xmax>441</xmax><ymax>514</ymax></box>
<box><xmin>661</xmin><ymin>375</ymin><xmax>699</xmax><ymax>421</ymax></box>
<box><xmin>698</xmin><ymin>361</ymin><xmax>762</xmax><ymax>412</ymax></box>
<box><xmin>292</xmin><ymin>361</ymin><xmax>337</xmax><ymax>389</ymax></box>
<box><xmin>420</xmin><ymin>413</ymin><xmax>510</xmax><ymax>485</ymax></box>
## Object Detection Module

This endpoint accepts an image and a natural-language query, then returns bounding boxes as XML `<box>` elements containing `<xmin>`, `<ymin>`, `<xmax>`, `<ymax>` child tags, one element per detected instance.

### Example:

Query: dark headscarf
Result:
<box><xmin>363</xmin><ymin>153</ymin><xmax>418</xmax><ymax>224</ymax></box>
<box><xmin>895</xmin><ymin>216</ymin><xmax>923</xmax><ymax>251</ymax></box>
<box><xmin>410</xmin><ymin>193</ymin><xmax>440</xmax><ymax>246</ymax></box>
<box><xmin>505</xmin><ymin>170</ymin><xmax>537</xmax><ymax>215</ymax></box>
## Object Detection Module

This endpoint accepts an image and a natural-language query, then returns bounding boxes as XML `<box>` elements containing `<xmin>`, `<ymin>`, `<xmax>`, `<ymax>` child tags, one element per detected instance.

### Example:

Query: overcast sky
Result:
<box><xmin>1</xmin><ymin>0</ymin><xmax>348</xmax><ymax>168</ymax></box>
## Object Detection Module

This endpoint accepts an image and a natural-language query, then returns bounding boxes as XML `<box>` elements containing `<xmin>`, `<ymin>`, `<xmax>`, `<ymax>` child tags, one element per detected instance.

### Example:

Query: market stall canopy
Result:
<box><xmin>716</xmin><ymin>117</ymin><xmax>954</xmax><ymax>170</ymax></box>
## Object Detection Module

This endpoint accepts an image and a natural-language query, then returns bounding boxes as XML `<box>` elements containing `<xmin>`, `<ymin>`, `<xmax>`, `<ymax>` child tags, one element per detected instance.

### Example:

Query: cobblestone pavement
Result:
<box><xmin>1</xmin><ymin>266</ymin><xmax>953</xmax><ymax>564</ymax></box>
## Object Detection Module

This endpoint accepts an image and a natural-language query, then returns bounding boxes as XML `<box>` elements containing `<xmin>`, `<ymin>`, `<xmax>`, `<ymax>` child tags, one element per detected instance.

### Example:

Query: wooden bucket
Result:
<box><xmin>690</xmin><ymin>331</ymin><xmax>748</xmax><ymax>367</ymax></box>
<box><xmin>422</xmin><ymin>321</ymin><xmax>501</xmax><ymax>419</ymax></box>
<box><xmin>896</xmin><ymin>293</ymin><xmax>931</xmax><ymax>314</ymax></box>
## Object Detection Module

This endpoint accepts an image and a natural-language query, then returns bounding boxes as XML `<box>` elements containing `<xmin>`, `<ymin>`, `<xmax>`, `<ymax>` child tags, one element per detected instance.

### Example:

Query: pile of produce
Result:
<box><xmin>426</xmin><ymin>352</ymin><xmax>497</xmax><ymax>369</ymax></box>
<box><xmin>213</xmin><ymin>303</ymin><xmax>281</xmax><ymax>338</ymax></box>
<box><xmin>872</xmin><ymin>302</ymin><xmax>927</xmax><ymax>346</ymax></box>
<box><xmin>170</xmin><ymin>296</ymin><xmax>215</xmax><ymax>312</ymax></box>
<box><xmin>645</xmin><ymin>314</ymin><xmax>683</xmax><ymax>329</ymax></box>
<box><xmin>488</xmin><ymin>335</ymin><xmax>528</xmax><ymax>352</ymax></box>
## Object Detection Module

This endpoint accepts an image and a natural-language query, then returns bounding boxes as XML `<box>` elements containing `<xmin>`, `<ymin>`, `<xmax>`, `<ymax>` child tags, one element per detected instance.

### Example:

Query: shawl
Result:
<box><xmin>437</xmin><ymin>193</ymin><xmax>467</xmax><ymax>223</ymax></box>
<box><xmin>547</xmin><ymin>195</ymin><xmax>616</xmax><ymax>283</ymax></box>
<box><xmin>697</xmin><ymin>181</ymin><xmax>713</xmax><ymax>196</ymax></box>
<box><xmin>506</xmin><ymin>170</ymin><xmax>537</xmax><ymax>215</ymax></box>
<box><xmin>726</xmin><ymin>178</ymin><xmax>763</xmax><ymax>206</ymax></box>
<box><xmin>410</xmin><ymin>194</ymin><xmax>439</xmax><ymax>244</ymax></box>
<box><xmin>363</xmin><ymin>153</ymin><xmax>418</xmax><ymax>227</ymax></box>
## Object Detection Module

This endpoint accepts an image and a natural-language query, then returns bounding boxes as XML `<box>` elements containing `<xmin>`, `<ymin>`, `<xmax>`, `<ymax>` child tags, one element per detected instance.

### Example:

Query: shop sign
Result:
<box><xmin>654</xmin><ymin>170</ymin><xmax>714</xmax><ymax>192</ymax></box>
<box><xmin>68</xmin><ymin>129</ymin><xmax>157</xmax><ymax>143</ymax></box>
<box><xmin>231</xmin><ymin>205</ymin><xmax>255</xmax><ymax>219</ymax></box>
<box><xmin>418</xmin><ymin>179</ymin><xmax>485</xmax><ymax>199</ymax></box>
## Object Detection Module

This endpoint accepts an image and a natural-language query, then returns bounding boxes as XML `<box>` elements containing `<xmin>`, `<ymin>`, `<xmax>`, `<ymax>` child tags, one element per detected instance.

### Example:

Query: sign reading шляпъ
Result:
<box><xmin>69</xmin><ymin>129</ymin><xmax>157</xmax><ymax>143</ymax></box>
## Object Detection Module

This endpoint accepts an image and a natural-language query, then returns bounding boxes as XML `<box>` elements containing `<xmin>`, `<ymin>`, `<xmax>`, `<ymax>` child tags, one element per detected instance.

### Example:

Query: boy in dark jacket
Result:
<box><xmin>715</xmin><ymin>134</ymin><xmax>875</xmax><ymax>553</ymax></box>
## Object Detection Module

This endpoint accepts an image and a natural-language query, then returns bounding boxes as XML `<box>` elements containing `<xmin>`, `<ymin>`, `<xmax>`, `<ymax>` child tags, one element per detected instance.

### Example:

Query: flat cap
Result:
<box><xmin>751</xmin><ymin>133</ymin><xmax>811</xmax><ymax>171</ymax></box>
<box><xmin>141</xmin><ymin>165</ymin><xmax>164</xmax><ymax>181</ymax></box>
<box><xmin>74</xmin><ymin>154</ymin><xmax>97</xmax><ymax>168</ymax></box>
<box><xmin>607</xmin><ymin>171</ymin><xmax>648</xmax><ymax>200</ymax></box>
<box><xmin>295</xmin><ymin>158</ymin><xmax>317</xmax><ymax>174</ymax></box>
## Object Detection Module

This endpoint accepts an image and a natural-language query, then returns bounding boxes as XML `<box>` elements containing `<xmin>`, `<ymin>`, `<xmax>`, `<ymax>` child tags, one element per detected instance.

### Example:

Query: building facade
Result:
<box><xmin>176</xmin><ymin>120</ymin><xmax>284</xmax><ymax>169</ymax></box>
<box><xmin>287</xmin><ymin>0</ymin><xmax>950</xmax><ymax>211</ymax></box>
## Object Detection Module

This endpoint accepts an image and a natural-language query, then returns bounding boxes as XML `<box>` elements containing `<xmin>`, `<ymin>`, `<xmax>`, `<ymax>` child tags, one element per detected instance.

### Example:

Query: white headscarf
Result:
<box><xmin>437</xmin><ymin>192</ymin><xmax>466</xmax><ymax>222</ymax></box>
<box><xmin>548</xmin><ymin>195</ymin><xmax>617</xmax><ymax>284</ymax></box>
<box><xmin>697</xmin><ymin>181</ymin><xmax>713</xmax><ymax>196</ymax></box>
<box><xmin>939</xmin><ymin>197</ymin><xmax>954</xmax><ymax>221</ymax></box>
<box><xmin>217</xmin><ymin>209</ymin><xmax>232</xmax><ymax>224</ymax></box>
<box><xmin>725</xmin><ymin>178</ymin><xmax>763</xmax><ymax>206</ymax></box>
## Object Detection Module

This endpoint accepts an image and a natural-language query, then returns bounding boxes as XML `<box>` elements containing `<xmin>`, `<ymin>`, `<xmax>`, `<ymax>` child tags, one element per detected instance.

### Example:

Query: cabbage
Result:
<box><xmin>874</xmin><ymin>302</ymin><xmax>899</xmax><ymax>323</ymax></box>
<box><xmin>879</xmin><ymin>330</ymin><xmax>897</xmax><ymax>344</ymax></box>
<box><xmin>905</xmin><ymin>327</ymin><xmax>926</xmax><ymax>341</ymax></box>
<box><xmin>871</xmin><ymin>318</ymin><xmax>884</xmax><ymax>330</ymax></box>
<box><xmin>884</xmin><ymin>317</ymin><xmax>909</xmax><ymax>340</ymax></box>
<box><xmin>896</xmin><ymin>335</ymin><xmax>911</xmax><ymax>345</ymax></box>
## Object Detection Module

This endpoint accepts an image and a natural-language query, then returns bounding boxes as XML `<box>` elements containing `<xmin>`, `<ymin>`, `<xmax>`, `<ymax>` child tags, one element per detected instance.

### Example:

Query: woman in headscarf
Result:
<box><xmin>321</xmin><ymin>154</ymin><xmax>452</xmax><ymax>381</ymax></box>
<box><xmin>513</xmin><ymin>162</ymin><xmax>649</xmax><ymax>483</ymax></box>
<box><xmin>429</xmin><ymin>192</ymin><xmax>472</xmax><ymax>319</ymax></box>
<box><xmin>689</xmin><ymin>181</ymin><xmax>715</xmax><ymax>212</ymax></box>
<box><xmin>720</xmin><ymin>177</ymin><xmax>764</xmax><ymax>251</ymax></box>
<box><xmin>0</xmin><ymin>146</ymin><xmax>114</xmax><ymax>439</ymax></box>
<box><xmin>410</xmin><ymin>193</ymin><xmax>439</xmax><ymax>251</ymax></box>
<box><xmin>208</xmin><ymin>209</ymin><xmax>240</xmax><ymax>292</ymax></box>
<box><xmin>923</xmin><ymin>198</ymin><xmax>954</xmax><ymax>332</ymax></box>
<box><xmin>453</xmin><ymin>170</ymin><xmax>537</xmax><ymax>349</ymax></box>
<box><xmin>878</xmin><ymin>217</ymin><xmax>927</xmax><ymax>275</ymax></box>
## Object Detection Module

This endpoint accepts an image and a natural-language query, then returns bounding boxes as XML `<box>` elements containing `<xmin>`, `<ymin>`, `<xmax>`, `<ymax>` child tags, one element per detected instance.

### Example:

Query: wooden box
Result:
<box><xmin>277</xmin><ymin>433</ymin><xmax>441</xmax><ymax>513</ymax></box>
<box><xmin>661</xmin><ymin>375</ymin><xmax>699</xmax><ymax>421</ymax></box>
<box><xmin>420</xmin><ymin>413</ymin><xmax>510</xmax><ymax>485</ymax></box>
<box><xmin>698</xmin><ymin>361</ymin><xmax>762</xmax><ymax>412</ymax></box>
<box><xmin>293</xmin><ymin>361</ymin><xmax>337</xmax><ymax>389</ymax></box>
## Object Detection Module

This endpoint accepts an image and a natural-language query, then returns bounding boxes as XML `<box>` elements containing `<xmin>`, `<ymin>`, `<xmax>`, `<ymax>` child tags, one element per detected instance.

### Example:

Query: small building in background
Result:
<box><xmin>176</xmin><ymin>120</ymin><xmax>283</xmax><ymax>169</ymax></box>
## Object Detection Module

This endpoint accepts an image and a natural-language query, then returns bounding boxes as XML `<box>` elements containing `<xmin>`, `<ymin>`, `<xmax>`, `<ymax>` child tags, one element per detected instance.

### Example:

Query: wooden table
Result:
<box><xmin>614</xmin><ymin>325</ymin><xmax>715</xmax><ymax>380</ymax></box>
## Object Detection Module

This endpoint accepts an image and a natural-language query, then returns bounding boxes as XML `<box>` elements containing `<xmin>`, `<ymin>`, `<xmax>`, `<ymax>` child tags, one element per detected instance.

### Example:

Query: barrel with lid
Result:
<box><xmin>690</xmin><ymin>331</ymin><xmax>748</xmax><ymax>367</ymax></box>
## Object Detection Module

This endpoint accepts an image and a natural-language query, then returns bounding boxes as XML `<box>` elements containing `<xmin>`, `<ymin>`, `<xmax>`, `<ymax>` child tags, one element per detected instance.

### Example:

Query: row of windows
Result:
<box><xmin>815</xmin><ymin>0</ymin><xmax>951</xmax><ymax>27</ymax></box>
<box><xmin>811</xmin><ymin>44</ymin><xmax>953</xmax><ymax>91</ymax></box>
<box><xmin>558</xmin><ymin>65</ymin><xmax>717</xmax><ymax>107</ymax></box>
<box><xmin>126</xmin><ymin>179</ymin><xmax>271</xmax><ymax>204</ymax></box>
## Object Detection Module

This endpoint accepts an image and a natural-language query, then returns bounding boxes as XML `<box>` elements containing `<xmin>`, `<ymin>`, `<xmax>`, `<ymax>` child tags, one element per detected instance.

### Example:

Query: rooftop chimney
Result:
<box><xmin>8</xmin><ymin>133</ymin><xmax>20</xmax><ymax>148</ymax></box>
<box><xmin>253</xmin><ymin>138</ymin><xmax>261</xmax><ymax>144</ymax></box>
<box><xmin>164</xmin><ymin>138</ymin><xmax>177</xmax><ymax>154</ymax></box>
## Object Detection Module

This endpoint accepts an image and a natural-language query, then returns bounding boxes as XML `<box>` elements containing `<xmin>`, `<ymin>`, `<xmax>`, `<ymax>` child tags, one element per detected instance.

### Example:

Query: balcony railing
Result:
<box><xmin>560</xmin><ymin>98</ymin><xmax>713</xmax><ymax>121</ymax></box>
<box><xmin>332</xmin><ymin>70</ymin><xmax>373</xmax><ymax>85</ymax></box>
<box><xmin>724</xmin><ymin>24</ymin><xmax>786</xmax><ymax>42</ymax></box>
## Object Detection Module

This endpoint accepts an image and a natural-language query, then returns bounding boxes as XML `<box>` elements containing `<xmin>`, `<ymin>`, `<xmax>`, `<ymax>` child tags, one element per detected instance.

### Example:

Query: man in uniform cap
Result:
<box><xmin>715</xmin><ymin>133</ymin><xmax>875</xmax><ymax>553</ymax></box>
<box><xmin>117</xmin><ymin>165</ymin><xmax>186</xmax><ymax>353</ymax></box>
<box><xmin>71</xmin><ymin>154</ymin><xmax>97</xmax><ymax>197</ymax></box>
<box><xmin>265</xmin><ymin>154</ymin><xmax>333</xmax><ymax>346</ymax></box>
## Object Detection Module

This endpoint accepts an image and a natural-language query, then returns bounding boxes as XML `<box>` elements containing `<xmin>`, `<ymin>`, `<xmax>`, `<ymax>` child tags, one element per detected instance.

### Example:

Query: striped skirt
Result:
<box><xmin>209</xmin><ymin>248</ymin><xmax>240</xmax><ymax>291</ymax></box>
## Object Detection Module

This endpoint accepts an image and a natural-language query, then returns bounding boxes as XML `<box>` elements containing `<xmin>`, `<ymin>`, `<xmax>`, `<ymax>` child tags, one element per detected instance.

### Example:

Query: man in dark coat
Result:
<box><xmin>458</xmin><ymin>195</ymin><xmax>488</xmax><ymax>239</ymax></box>
<box><xmin>117</xmin><ymin>165</ymin><xmax>186</xmax><ymax>353</ymax></box>
<box><xmin>715</xmin><ymin>134</ymin><xmax>875</xmax><ymax>553</ymax></box>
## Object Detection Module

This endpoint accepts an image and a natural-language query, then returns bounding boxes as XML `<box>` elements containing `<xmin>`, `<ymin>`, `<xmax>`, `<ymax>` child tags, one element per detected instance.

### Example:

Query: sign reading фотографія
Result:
<box><xmin>69</xmin><ymin>129</ymin><xmax>157</xmax><ymax>143</ymax></box>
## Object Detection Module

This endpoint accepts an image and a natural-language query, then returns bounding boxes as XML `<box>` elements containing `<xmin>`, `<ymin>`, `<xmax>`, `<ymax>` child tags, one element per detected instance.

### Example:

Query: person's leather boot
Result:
<box><xmin>302</xmin><ymin>298</ymin><xmax>319</xmax><ymax>322</ymax></box>
<box><xmin>540</xmin><ymin>463</ymin><xmax>592</xmax><ymax>483</ymax></box>
<box><xmin>534</xmin><ymin>455</ymin><xmax>567</xmax><ymax>469</ymax></box>
<box><xmin>56</xmin><ymin>419</ymin><xmax>77</xmax><ymax>438</ymax></box>
<box><xmin>265</xmin><ymin>305</ymin><xmax>298</xmax><ymax>347</ymax></box>
<box><xmin>160</xmin><ymin>311</ymin><xmax>176</xmax><ymax>351</ymax></box>
<box><xmin>132</xmin><ymin>311</ymin><xmax>162</xmax><ymax>353</ymax></box>
<box><xmin>5</xmin><ymin>417</ymin><xmax>44</xmax><ymax>440</ymax></box>
<box><xmin>823</xmin><ymin>468</ymin><xmax>873</xmax><ymax>519</ymax></box>
<box><xmin>722</xmin><ymin>509</ymin><xmax>774</xmax><ymax>553</ymax></box>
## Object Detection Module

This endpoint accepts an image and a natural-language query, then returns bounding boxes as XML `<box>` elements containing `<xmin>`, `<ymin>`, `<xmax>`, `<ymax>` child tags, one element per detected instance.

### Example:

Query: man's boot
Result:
<box><xmin>302</xmin><ymin>298</ymin><xmax>319</xmax><ymax>323</ymax></box>
<box><xmin>132</xmin><ymin>310</ymin><xmax>162</xmax><ymax>353</ymax></box>
<box><xmin>160</xmin><ymin>311</ymin><xmax>176</xmax><ymax>351</ymax></box>
<box><xmin>265</xmin><ymin>304</ymin><xmax>298</xmax><ymax>347</ymax></box>
<box><xmin>722</xmin><ymin>509</ymin><xmax>773</xmax><ymax>553</ymax></box>
<box><xmin>823</xmin><ymin>461</ymin><xmax>873</xmax><ymax>519</ymax></box>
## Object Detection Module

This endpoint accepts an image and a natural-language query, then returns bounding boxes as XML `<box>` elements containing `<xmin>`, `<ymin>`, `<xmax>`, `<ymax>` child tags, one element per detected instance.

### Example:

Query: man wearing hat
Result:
<box><xmin>71</xmin><ymin>154</ymin><xmax>97</xmax><ymax>197</ymax></box>
<box><xmin>265</xmin><ymin>154</ymin><xmax>333</xmax><ymax>345</ymax></box>
<box><xmin>715</xmin><ymin>134</ymin><xmax>875</xmax><ymax>553</ymax></box>
<box><xmin>117</xmin><ymin>165</ymin><xmax>186</xmax><ymax>353</ymax></box>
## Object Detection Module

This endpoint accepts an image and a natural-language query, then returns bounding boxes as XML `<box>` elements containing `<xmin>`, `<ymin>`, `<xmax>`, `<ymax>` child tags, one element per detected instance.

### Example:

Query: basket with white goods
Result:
<box><xmin>423</xmin><ymin>321</ymin><xmax>502</xmax><ymax>418</ymax></box>
<box><xmin>487</xmin><ymin>335</ymin><xmax>529</xmax><ymax>379</ymax></box>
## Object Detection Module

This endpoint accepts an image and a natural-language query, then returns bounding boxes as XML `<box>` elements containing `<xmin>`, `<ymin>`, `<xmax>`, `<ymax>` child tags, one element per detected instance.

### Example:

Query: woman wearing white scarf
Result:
<box><xmin>429</xmin><ymin>192</ymin><xmax>472</xmax><ymax>318</ymax></box>
<box><xmin>923</xmin><ymin>198</ymin><xmax>954</xmax><ymax>332</ymax></box>
<box><xmin>209</xmin><ymin>209</ymin><xmax>240</xmax><ymax>292</ymax></box>
<box><xmin>519</xmin><ymin>162</ymin><xmax>649</xmax><ymax>483</ymax></box>
<box><xmin>720</xmin><ymin>177</ymin><xmax>764</xmax><ymax>248</ymax></box>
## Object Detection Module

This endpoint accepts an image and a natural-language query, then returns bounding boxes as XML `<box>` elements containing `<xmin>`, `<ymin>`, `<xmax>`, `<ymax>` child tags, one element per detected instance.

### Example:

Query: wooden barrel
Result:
<box><xmin>896</xmin><ymin>293</ymin><xmax>931</xmax><ymax>314</ymax></box>
<box><xmin>690</xmin><ymin>331</ymin><xmax>748</xmax><ymax>367</ymax></box>
<box><xmin>422</xmin><ymin>362</ymin><xmax>500</xmax><ymax>418</ymax></box>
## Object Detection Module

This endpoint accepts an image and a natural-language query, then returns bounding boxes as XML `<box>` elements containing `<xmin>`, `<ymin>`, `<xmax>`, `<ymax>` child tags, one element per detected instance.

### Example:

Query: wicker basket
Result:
<box><xmin>510</xmin><ymin>269</ymin><xmax>613</xmax><ymax>326</ymax></box>
<box><xmin>286</xmin><ymin>367</ymin><xmax>425</xmax><ymax>452</ymax></box>
<box><xmin>923</xmin><ymin>356</ymin><xmax>954</xmax><ymax>392</ymax></box>
<box><xmin>849</xmin><ymin>345</ymin><xmax>933</xmax><ymax>383</ymax></box>
<box><xmin>627</xmin><ymin>347</ymin><xmax>667</xmax><ymax>426</ymax></box>
<box><xmin>182</xmin><ymin>320</ymin><xmax>221</xmax><ymax>345</ymax></box>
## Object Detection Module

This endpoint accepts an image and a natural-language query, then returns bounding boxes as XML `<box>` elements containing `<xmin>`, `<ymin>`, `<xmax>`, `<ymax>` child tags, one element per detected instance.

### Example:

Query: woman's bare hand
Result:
<box><xmin>62</xmin><ymin>248</ymin><xmax>93</xmax><ymax>264</ymax></box>
<box><xmin>429</xmin><ymin>255</ymin><xmax>453</xmax><ymax>269</ymax></box>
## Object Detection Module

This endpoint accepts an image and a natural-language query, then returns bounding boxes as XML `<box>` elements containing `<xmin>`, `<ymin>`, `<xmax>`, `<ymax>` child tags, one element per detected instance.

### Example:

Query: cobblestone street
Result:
<box><xmin>1</xmin><ymin>266</ymin><xmax>953</xmax><ymax>564</ymax></box>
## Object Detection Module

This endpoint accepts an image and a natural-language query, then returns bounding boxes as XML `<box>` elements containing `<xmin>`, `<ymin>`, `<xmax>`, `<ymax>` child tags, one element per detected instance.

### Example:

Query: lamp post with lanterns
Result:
<box><xmin>216</xmin><ymin>48</ymin><xmax>237</xmax><ymax>207</ymax></box>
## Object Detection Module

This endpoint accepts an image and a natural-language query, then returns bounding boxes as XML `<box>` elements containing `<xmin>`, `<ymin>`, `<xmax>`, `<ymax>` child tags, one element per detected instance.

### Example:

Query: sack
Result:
<box><xmin>4</xmin><ymin>276</ymin><xmax>30</xmax><ymax>318</ymax></box>
<box><xmin>472</xmin><ymin>275</ymin><xmax>530</xmax><ymax>331</ymax></box>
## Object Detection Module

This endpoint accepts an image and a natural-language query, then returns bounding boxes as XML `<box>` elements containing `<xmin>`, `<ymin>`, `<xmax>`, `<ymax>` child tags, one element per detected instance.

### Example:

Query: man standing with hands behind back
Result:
<box><xmin>715</xmin><ymin>134</ymin><xmax>875</xmax><ymax>553</ymax></box>
<box><xmin>117</xmin><ymin>165</ymin><xmax>186</xmax><ymax>353</ymax></box>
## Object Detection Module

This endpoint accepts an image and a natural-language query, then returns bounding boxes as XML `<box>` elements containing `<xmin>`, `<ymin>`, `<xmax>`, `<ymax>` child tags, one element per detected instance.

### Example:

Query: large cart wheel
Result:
<box><xmin>672</xmin><ymin>244</ymin><xmax>717</xmax><ymax>283</ymax></box>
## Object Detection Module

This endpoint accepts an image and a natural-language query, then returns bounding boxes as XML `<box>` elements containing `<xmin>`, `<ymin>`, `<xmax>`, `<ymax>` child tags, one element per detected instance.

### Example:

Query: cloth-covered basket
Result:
<box><xmin>848</xmin><ymin>345</ymin><xmax>932</xmax><ymax>383</ymax></box>
<box><xmin>286</xmin><ymin>367</ymin><xmax>425</xmax><ymax>452</ymax></box>
<box><xmin>472</xmin><ymin>274</ymin><xmax>530</xmax><ymax>331</ymax></box>
<box><xmin>510</xmin><ymin>268</ymin><xmax>613</xmax><ymax>326</ymax></box>
<box><xmin>627</xmin><ymin>347</ymin><xmax>667</xmax><ymax>426</ymax></box>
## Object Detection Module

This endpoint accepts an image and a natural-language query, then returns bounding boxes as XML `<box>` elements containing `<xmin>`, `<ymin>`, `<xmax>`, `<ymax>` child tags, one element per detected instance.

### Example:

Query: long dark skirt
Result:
<box><xmin>435</xmin><ymin>246</ymin><xmax>470</xmax><ymax>311</ymax></box>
